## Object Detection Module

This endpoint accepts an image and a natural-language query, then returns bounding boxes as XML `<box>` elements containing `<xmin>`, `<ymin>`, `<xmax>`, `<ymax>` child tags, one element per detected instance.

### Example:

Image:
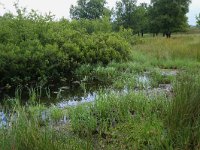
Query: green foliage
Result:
<box><xmin>0</xmin><ymin>91</ymin><xmax>168</xmax><ymax>149</ymax></box>
<box><xmin>107</xmin><ymin>117</ymin><xmax>168</xmax><ymax>149</ymax></box>
<box><xmin>71</xmin><ymin>17</ymin><xmax>112</xmax><ymax>34</ymax></box>
<box><xmin>115</xmin><ymin>0</ymin><xmax>137</xmax><ymax>30</ymax></box>
<box><xmin>70</xmin><ymin>0</ymin><xmax>108</xmax><ymax>19</ymax></box>
<box><xmin>149</xmin><ymin>0</ymin><xmax>191</xmax><ymax>33</ymax></box>
<box><xmin>132</xmin><ymin>4</ymin><xmax>149</xmax><ymax>33</ymax></box>
<box><xmin>49</xmin><ymin>105</ymin><xmax>67</xmax><ymax>122</ymax></box>
<box><xmin>196</xmin><ymin>13</ymin><xmax>200</xmax><ymax>26</ymax></box>
<box><xmin>135</xmin><ymin>34</ymin><xmax>200</xmax><ymax>69</ymax></box>
<box><xmin>0</xmin><ymin>10</ymin><xmax>131</xmax><ymax>86</ymax></box>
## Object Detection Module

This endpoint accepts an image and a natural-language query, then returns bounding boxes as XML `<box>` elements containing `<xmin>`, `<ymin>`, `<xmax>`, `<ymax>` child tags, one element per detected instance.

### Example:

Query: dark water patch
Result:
<box><xmin>0</xmin><ymin>71</ymin><xmax>175</xmax><ymax>108</ymax></box>
<box><xmin>0</xmin><ymin>70</ymin><xmax>178</xmax><ymax>130</ymax></box>
<box><xmin>0</xmin><ymin>80</ymin><xmax>106</xmax><ymax>106</ymax></box>
<box><xmin>0</xmin><ymin>81</ymin><xmax>174</xmax><ymax>129</ymax></box>
<box><xmin>0</xmin><ymin>69</ymin><xmax>174</xmax><ymax>106</ymax></box>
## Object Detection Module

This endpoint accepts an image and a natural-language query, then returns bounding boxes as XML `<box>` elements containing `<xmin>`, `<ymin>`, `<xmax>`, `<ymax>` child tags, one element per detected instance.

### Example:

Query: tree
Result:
<box><xmin>70</xmin><ymin>0</ymin><xmax>107</xmax><ymax>19</ymax></box>
<box><xmin>132</xmin><ymin>3</ymin><xmax>149</xmax><ymax>36</ymax></box>
<box><xmin>149</xmin><ymin>0</ymin><xmax>191</xmax><ymax>37</ymax></box>
<box><xmin>114</xmin><ymin>1</ymin><xmax>148</xmax><ymax>36</ymax></box>
<box><xmin>148</xmin><ymin>3</ymin><xmax>162</xmax><ymax>35</ymax></box>
<box><xmin>196</xmin><ymin>13</ymin><xmax>200</xmax><ymax>26</ymax></box>
<box><xmin>115</xmin><ymin>0</ymin><xmax>137</xmax><ymax>30</ymax></box>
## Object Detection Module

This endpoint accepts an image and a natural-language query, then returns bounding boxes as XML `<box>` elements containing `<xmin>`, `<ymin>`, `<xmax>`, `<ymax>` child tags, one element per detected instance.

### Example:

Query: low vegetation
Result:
<box><xmin>1</xmin><ymin>70</ymin><xmax>200</xmax><ymax>149</ymax></box>
<box><xmin>0</xmin><ymin>3</ymin><xmax>200</xmax><ymax>149</ymax></box>
<box><xmin>0</xmin><ymin>33</ymin><xmax>200</xmax><ymax>149</ymax></box>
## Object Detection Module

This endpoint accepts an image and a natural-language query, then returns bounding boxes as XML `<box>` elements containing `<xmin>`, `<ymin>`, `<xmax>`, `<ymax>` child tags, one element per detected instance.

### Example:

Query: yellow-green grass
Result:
<box><xmin>132</xmin><ymin>34</ymin><xmax>200</xmax><ymax>69</ymax></box>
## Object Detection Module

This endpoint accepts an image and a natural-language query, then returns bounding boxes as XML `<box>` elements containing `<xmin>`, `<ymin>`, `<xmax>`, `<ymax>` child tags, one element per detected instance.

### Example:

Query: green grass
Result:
<box><xmin>1</xmin><ymin>34</ymin><xmax>200</xmax><ymax>149</ymax></box>
<box><xmin>133</xmin><ymin>34</ymin><xmax>200</xmax><ymax>69</ymax></box>
<box><xmin>75</xmin><ymin>34</ymin><xmax>200</xmax><ymax>91</ymax></box>
<box><xmin>0</xmin><ymin>103</ymin><xmax>93</xmax><ymax>150</ymax></box>
<box><xmin>166</xmin><ymin>71</ymin><xmax>200</xmax><ymax>149</ymax></box>
<box><xmin>1</xmin><ymin>71</ymin><xmax>200</xmax><ymax>149</ymax></box>
<box><xmin>0</xmin><ymin>91</ymin><xmax>169</xmax><ymax>149</ymax></box>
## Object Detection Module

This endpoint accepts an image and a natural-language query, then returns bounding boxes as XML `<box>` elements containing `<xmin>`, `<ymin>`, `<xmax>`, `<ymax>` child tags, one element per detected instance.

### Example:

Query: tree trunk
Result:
<box><xmin>141</xmin><ymin>30</ymin><xmax>144</xmax><ymax>37</ymax></box>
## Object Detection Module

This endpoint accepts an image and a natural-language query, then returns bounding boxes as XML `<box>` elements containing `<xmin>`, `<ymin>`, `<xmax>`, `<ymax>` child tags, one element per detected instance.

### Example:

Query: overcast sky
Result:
<box><xmin>0</xmin><ymin>0</ymin><xmax>199</xmax><ymax>25</ymax></box>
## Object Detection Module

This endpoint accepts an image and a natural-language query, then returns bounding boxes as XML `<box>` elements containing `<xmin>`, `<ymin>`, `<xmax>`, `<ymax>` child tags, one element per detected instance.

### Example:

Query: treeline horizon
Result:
<box><xmin>1</xmin><ymin>0</ymin><xmax>195</xmax><ymax>35</ymax></box>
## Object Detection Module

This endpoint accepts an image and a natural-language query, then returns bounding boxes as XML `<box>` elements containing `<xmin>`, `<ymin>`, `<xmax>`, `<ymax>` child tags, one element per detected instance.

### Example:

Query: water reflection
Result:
<box><xmin>0</xmin><ymin>111</ymin><xmax>7</xmax><ymax>128</ymax></box>
<box><xmin>0</xmin><ymin>72</ymin><xmax>176</xmax><ymax>128</ymax></box>
<box><xmin>138</xmin><ymin>75</ymin><xmax>150</xmax><ymax>87</ymax></box>
<box><xmin>57</xmin><ymin>92</ymin><xmax>96</xmax><ymax>108</ymax></box>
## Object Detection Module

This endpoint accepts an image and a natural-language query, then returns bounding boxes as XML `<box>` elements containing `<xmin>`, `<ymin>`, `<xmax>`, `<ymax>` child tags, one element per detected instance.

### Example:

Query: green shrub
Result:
<box><xmin>0</xmin><ymin>13</ymin><xmax>131</xmax><ymax>86</ymax></box>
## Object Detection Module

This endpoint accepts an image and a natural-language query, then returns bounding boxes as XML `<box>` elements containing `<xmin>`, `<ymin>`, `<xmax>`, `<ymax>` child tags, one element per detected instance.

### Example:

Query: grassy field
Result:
<box><xmin>0</xmin><ymin>34</ymin><xmax>200</xmax><ymax>150</ymax></box>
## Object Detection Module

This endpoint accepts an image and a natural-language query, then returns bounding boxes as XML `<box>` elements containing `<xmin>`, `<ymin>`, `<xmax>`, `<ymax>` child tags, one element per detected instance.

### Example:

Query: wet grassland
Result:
<box><xmin>0</xmin><ymin>34</ymin><xmax>200</xmax><ymax>149</ymax></box>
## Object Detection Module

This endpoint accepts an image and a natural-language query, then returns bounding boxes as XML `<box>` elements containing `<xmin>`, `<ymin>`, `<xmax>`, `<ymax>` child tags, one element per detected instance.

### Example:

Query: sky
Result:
<box><xmin>0</xmin><ymin>0</ymin><xmax>199</xmax><ymax>25</ymax></box>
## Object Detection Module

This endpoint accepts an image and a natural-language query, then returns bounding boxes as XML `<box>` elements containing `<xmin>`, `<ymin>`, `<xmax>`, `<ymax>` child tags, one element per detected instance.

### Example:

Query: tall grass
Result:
<box><xmin>69</xmin><ymin>91</ymin><xmax>169</xmax><ymax>149</ymax></box>
<box><xmin>133</xmin><ymin>35</ymin><xmax>200</xmax><ymax>69</ymax></box>
<box><xmin>0</xmin><ymin>103</ymin><xmax>93</xmax><ymax>150</ymax></box>
<box><xmin>0</xmin><ymin>91</ymin><xmax>169</xmax><ymax>149</ymax></box>
<box><xmin>166</xmin><ymin>71</ymin><xmax>200</xmax><ymax>149</ymax></box>
<box><xmin>1</xmin><ymin>71</ymin><xmax>200</xmax><ymax>149</ymax></box>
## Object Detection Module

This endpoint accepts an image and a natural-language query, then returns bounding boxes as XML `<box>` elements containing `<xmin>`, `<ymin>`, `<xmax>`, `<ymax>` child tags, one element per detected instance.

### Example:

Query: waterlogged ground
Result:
<box><xmin>0</xmin><ymin>67</ymin><xmax>177</xmax><ymax>106</ymax></box>
<box><xmin>57</xmin><ymin>68</ymin><xmax>177</xmax><ymax>108</ymax></box>
<box><xmin>1</xmin><ymin>36</ymin><xmax>196</xmax><ymax>124</ymax></box>
<box><xmin>0</xmin><ymin>68</ymin><xmax>178</xmax><ymax>127</ymax></box>
<box><xmin>0</xmin><ymin>34</ymin><xmax>200</xmax><ymax>149</ymax></box>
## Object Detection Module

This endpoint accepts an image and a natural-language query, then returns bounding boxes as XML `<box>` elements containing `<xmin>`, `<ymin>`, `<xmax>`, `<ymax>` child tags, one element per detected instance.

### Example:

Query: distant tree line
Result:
<box><xmin>197</xmin><ymin>13</ymin><xmax>200</xmax><ymax>26</ymax></box>
<box><xmin>70</xmin><ymin>0</ymin><xmax>191</xmax><ymax>37</ymax></box>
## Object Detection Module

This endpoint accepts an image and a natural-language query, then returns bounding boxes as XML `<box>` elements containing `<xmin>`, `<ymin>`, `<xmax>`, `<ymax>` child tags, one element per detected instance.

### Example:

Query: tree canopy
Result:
<box><xmin>1</xmin><ymin>0</ymin><xmax>193</xmax><ymax>36</ymax></box>
<box><xmin>114</xmin><ymin>0</ymin><xmax>191</xmax><ymax>36</ymax></box>
<box><xmin>132</xmin><ymin>3</ymin><xmax>148</xmax><ymax>34</ymax></box>
<box><xmin>197</xmin><ymin>13</ymin><xmax>200</xmax><ymax>26</ymax></box>
<box><xmin>70</xmin><ymin>0</ymin><xmax>107</xmax><ymax>19</ymax></box>
<box><xmin>149</xmin><ymin>0</ymin><xmax>191</xmax><ymax>34</ymax></box>
<box><xmin>115</xmin><ymin>0</ymin><xmax>137</xmax><ymax>30</ymax></box>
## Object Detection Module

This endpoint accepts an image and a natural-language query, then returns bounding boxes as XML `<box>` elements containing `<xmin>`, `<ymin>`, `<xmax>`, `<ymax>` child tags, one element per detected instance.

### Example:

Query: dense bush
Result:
<box><xmin>0</xmin><ymin>12</ymin><xmax>131</xmax><ymax>86</ymax></box>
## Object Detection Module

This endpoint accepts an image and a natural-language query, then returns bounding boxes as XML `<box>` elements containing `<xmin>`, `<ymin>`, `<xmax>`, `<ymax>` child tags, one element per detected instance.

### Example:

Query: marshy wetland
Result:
<box><xmin>0</xmin><ymin>33</ymin><xmax>200</xmax><ymax>149</ymax></box>
<box><xmin>0</xmin><ymin>7</ymin><xmax>200</xmax><ymax>149</ymax></box>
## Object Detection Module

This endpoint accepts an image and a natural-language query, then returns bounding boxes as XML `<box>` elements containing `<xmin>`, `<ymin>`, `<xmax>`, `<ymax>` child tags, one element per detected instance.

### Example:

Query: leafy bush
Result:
<box><xmin>0</xmin><ymin>12</ymin><xmax>131</xmax><ymax>86</ymax></box>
